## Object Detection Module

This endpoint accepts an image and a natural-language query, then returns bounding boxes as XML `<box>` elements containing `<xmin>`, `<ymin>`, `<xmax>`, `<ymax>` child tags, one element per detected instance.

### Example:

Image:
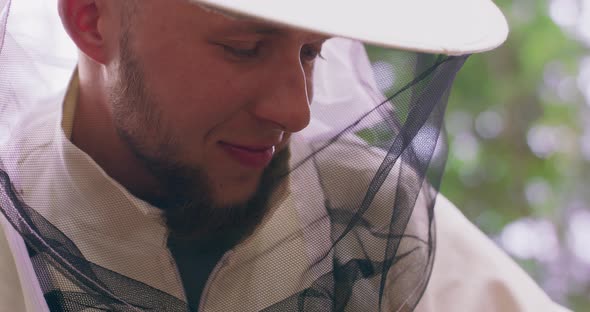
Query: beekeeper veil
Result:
<box><xmin>0</xmin><ymin>0</ymin><xmax>508</xmax><ymax>311</ymax></box>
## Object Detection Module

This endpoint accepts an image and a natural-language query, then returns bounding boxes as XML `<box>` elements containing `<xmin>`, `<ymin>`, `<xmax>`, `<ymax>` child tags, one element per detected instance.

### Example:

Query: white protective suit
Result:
<box><xmin>0</xmin><ymin>70</ymin><xmax>569</xmax><ymax>311</ymax></box>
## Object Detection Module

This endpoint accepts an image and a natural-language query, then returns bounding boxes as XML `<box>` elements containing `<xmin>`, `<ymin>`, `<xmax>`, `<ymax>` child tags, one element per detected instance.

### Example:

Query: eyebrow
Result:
<box><xmin>210</xmin><ymin>20</ymin><xmax>289</xmax><ymax>38</ymax></box>
<box><xmin>216</xmin><ymin>22</ymin><xmax>332</xmax><ymax>44</ymax></box>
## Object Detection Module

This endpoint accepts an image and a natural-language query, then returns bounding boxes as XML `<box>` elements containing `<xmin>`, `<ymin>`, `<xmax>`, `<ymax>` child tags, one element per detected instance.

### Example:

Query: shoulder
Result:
<box><xmin>415</xmin><ymin>195</ymin><xmax>570</xmax><ymax>312</ymax></box>
<box><xmin>290</xmin><ymin>134</ymin><xmax>569</xmax><ymax>311</ymax></box>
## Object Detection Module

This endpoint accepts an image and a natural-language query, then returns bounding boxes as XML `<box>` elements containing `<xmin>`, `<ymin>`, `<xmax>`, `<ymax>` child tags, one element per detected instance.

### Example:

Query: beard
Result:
<box><xmin>109</xmin><ymin>30</ymin><xmax>289</xmax><ymax>247</ymax></box>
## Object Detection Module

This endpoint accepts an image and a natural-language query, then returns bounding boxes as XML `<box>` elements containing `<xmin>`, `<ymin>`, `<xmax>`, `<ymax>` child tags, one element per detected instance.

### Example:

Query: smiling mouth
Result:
<box><xmin>219</xmin><ymin>142</ymin><xmax>276</xmax><ymax>169</ymax></box>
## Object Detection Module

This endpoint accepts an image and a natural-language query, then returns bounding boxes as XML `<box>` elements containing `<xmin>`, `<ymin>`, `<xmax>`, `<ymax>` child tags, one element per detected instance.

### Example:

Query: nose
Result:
<box><xmin>250</xmin><ymin>58</ymin><xmax>311</xmax><ymax>133</ymax></box>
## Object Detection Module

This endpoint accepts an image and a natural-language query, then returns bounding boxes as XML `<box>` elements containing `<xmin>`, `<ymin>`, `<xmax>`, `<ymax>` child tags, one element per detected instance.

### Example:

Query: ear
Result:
<box><xmin>58</xmin><ymin>0</ymin><xmax>110</xmax><ymax>64</ymax></box>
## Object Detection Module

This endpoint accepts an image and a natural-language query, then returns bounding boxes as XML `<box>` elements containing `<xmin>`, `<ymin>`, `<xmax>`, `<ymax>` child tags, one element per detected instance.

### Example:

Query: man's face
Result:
<box><xmin>105</xmin><ymin>0</ymin><xmax>326</xmax><ymax>239</ymax></box>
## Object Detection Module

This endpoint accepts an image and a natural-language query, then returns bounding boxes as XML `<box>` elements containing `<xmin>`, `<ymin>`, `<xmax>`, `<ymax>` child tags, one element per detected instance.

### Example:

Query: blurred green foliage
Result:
<box><xmin>442</xmin><ymin>0</ymin><xmax>590</xmax><ymax>309</ymax></box>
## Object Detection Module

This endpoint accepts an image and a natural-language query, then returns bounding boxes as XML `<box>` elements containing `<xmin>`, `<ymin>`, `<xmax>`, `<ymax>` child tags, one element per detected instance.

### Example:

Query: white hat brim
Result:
<box><xmin>193</xmin><ymin>0</ymin><xmax>509</xmax><ymax>55</ymax></box>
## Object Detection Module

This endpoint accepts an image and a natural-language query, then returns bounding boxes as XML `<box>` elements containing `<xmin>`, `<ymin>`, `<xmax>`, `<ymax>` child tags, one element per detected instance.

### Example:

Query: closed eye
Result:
<box><xmin>221</xmin><ymin>45</ymin><xmax>260</xmax><ymax>59</ymax></box>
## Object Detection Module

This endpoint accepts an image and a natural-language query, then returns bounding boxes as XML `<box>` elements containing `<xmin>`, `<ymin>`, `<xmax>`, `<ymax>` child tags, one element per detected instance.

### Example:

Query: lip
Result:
<box><xmin>219</xmin><ymin>142</ymin><xmax>276</xmax><ymax>169</ymax></box>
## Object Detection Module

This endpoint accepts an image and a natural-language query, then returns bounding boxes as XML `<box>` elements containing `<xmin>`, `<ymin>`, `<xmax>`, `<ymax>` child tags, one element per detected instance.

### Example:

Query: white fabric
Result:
<box><xmin>414</xmin><ymin>196</ymin><xmax>571</xmax><ymax>312</ymax></box>
<box><xmin>305</xmin><ymin>38</ymin><xmax>386</xmax><ymax>137</ymax></box>
<box><xmin>194</xmin><ymin>0</ymin><xmax>509</xmax><ymax>55</ymax></box>
<box><xmin>0</xmin><ymin>82</ymin><xmax>569</xmax><ymax>311</ymax></box>
<box><xmin>0</xmin><ymin>218</ymin><xmax>27</xmax><ymax>311</ymax></box>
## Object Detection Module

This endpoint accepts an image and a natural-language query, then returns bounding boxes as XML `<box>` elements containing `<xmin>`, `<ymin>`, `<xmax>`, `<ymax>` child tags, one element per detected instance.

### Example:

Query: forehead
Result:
<box><xmin>196</xmin><ymin>3</ymin><xmax>255</xmax><ymax>20</ymax></box>
<box><xmin>122</xmin><ymin>1</ymin><xmax>331</xmax><ymax>51</ymax></box>
<box><xmin>204</xmin><ymin>5</ymin><xmax>330</xmax><ymax>40</ymax></box>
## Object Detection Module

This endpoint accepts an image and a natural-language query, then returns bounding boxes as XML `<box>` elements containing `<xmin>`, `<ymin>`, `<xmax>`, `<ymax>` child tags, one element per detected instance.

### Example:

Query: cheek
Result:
<box><xmin>129</xmin><ymin>30</ymin><xmax>224</xmax><ymax>124</ymax></box>
<box><xmin>137</xmin><ymin>49</ymin><xmax>250</xmax><ymax>143</ymax></box>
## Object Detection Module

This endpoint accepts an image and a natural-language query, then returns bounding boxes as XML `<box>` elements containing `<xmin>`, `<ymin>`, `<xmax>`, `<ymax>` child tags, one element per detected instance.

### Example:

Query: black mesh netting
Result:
<box><xmin>0</xmin><ymin>0</ymin><xmax>468</xmax><ymax>311</ymax></box>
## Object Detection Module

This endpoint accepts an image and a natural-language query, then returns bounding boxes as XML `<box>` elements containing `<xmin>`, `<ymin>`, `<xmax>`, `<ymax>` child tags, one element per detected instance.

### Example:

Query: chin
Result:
<box><xmin>162</xmin><ymin>147</ymin><xmax>290</xmax><ymax>241</ymax></box>
<box><xmin>212</xmin><ymin>180</ymin><xmax>261</xmax><ymax>208</ymax></box>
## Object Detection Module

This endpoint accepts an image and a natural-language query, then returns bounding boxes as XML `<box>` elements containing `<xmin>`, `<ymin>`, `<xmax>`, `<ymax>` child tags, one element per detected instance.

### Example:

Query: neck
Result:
<box><xmin>71</xmin><ymin>59</ymin><xmax>160</xmax><ymax>199</ymax></box>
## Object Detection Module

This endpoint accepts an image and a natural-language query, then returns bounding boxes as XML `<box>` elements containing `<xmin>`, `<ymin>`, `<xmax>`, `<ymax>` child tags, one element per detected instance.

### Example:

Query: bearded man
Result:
<box><xmin>0</xmin><ymin>0</ymin><xmax>569</xmax><ymax>311</ymax></box>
